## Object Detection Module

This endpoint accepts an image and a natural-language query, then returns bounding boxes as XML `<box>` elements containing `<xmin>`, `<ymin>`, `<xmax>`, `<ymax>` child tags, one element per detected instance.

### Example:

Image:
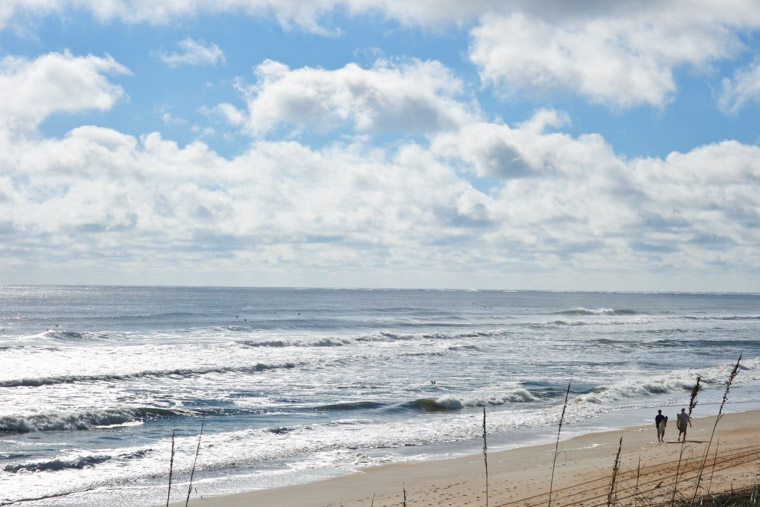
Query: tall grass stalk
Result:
<box><xmin>634</xmin><ymin>456</ymin><xmax>641</xmax><ymax>507</ymax></box>
<box><xmin>185</xmin><ymin>419</ymin><xmax>205</xmax><ymax>507</ymax></box>
<box><xmin>607</xmin><ymin>436</ymin><xmax>623</xmax><ymax>506</ymax></box>
<box><xmin>684</xmin><ymin>376</ymin><xmax>701</xmax><ymax>440</ymax></box>
<box><xmin>706</xmin><ymin>438</ymin><xmax>720</xmax><ymax>497</ymax></box>
<box><xmin>548</xmin><ymin>382</ymin><xmax>571</xmax><ymax>507</ymax></box>
<box><xmin>166</xmin><ymin>428</ymin><xmax>176</xmax><ymax>507</ymax></box>
<box><xmin>691</xmin><ymin>354</ymin><xmax>742</xmax><ymax>503</ymax></box>
<box><xmin>483</xmin><ymin>407</ymin><xmax>489</xmax><ymax>507</ymax></box>
<box><xmin>403</xmin><ymin>483</ymin><xmax>407</xmax><ymax>507</ymax></box>
<box><xmin>671</xmin><ymin>376</ymin><xmax>701</xmax><ymax>505</ymax></box>
<box><xmin>670</xmin><ymin>446</ymin><xmax>691</xmax><ymax>506</ymax></box>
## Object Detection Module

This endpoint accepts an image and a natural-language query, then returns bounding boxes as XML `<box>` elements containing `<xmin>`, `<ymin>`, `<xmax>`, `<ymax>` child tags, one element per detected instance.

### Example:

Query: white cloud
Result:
<box><xmin>162</xmin><ymin>112</ymin><xmax>187</xmax><ymax>125</ymax></box>
<box><xmin>432</xmin><ymin>109</ymin><xmax>617</xmax><ymax>179</ymax></box>
<box><xmin>0</xmin><ymin>0</ymin><xmax>488</xmax><ymax>33</ymax></box>
<box><xmin>0</xmin><ymin>0</ymin><xmax>351</xmax><ymax>33</ymax></box>
<box><xmin>0</xmin><ymin>0</ymin><xmax>629</xmax><ymax>31</ymax></box>
<box><xmin>223</xmin><ymin>58</ymin><xmax>477</xmax><ymax>136</ymax></box>
<box><xmin>2</xmin><ymin>100</ymin><xmax>759</xmax><ymax>288</ymax></box>
<box><xmin>469</xmin><ymin>2</ymin><xmax>760</xmax><ymax>109</ymax></box>
<box><xmin>158</xmin><ymin>38</ymin><xmax>225</xmax><ymax>68</ymax></box>
<box><xmin>623</xmin><ymin>141</ymin><xmax>760</xmax><ymax>272</ymax></box>
<box><xmin>0</xmin><ymin>51</ymin><xmax>128</xmax><ymax>132</ymax></box>
<box><xmin>516</xmin><ymin>108</ymin><xmax>570</xmax><ymax>133</ymax></box>
<box><xmin>4</xmin><ymin>1</ymin><xmax>759</xmax><ymax>113</ymax></box>
<box><xmin>718</xmin><ymin>60</ymin><xmax>760</xmax><ymax>113</ymax></box>
<box><xmin>0</xmin><ymin>127</ymin><xmax>472</xmax><ymax>268</ymax></box>
<box><xmin>0</xmin><ymin>0</ymin><xmax>64</xmax><ymax>30</ymax></box>
<box><xmin>0</xmin><ymin>45</ymin><xmax>754</xmax><ymax>282</ymax></box>
<box><xmin>1</xmin><ymin>0</ymin><xmax>760</xmax><ymax>288</ymax></box>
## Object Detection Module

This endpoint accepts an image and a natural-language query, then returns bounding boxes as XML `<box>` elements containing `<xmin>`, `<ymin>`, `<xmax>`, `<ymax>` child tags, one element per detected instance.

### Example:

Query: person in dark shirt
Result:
<box><xmin>655</xmin><ymin>409</ymin><xmax>667</xmax><ymax>442</ymax></box>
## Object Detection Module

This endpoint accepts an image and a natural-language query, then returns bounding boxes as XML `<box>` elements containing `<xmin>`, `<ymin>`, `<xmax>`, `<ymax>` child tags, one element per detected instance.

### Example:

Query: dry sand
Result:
<box><xmin>174</xmin><ymin>410</ymin><xmax>760</xmax><ymax>506</ymax></box>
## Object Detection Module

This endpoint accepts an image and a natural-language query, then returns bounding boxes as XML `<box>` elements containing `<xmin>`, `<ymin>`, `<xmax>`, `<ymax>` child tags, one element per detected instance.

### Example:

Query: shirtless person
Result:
<box><xmin>677</xmin><ymin>408</ymin><xmax>691</xmax><ymax>441</ymax></box>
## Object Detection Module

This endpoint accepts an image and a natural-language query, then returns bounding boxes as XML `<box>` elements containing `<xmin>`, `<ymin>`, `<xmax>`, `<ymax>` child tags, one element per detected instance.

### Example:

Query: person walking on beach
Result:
<box><xmin>655</xmin><ymin>410</ymin><xmax>667</xmax><ymax>442</ymax></box>
<box><xmin>676</xmin><ymin>408</ymin><xmax>691</xmax><ymax>441</ymax></box>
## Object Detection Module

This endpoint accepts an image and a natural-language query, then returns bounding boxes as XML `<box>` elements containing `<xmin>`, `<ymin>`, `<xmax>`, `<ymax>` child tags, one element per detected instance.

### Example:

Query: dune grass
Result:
<box><xmin>675</xmin><ymin>484</ymin><xmax>760</xmax><ymax>506</ymax></box>
<box><xmin>165</xmin><ymin>428</ymin><xmax>176</xmax><ymax>507</ymax></box>
<box><xmin>483</xmin><ymin>407</ymin><xmax>490</xmax><ymax>507</ymax></box>
<box><xmin>184</xmin><ymin>419</ymin><xmax>204</xmax><ymax>507</ymax></box>
<box><xmin>672</xmin><ymin>376</ymin><xmax>702</xmax><ymax>504</ymax></box>
<box><xmin>549</xmin><ymin>382</ymin><xmax>571</xmax><ymax>507</ymax></box>
<box><xmin>692</xmin><ymin>355</ymin><xmax>742</xmax><ymax>503</ymax></box>
<box><xmin>608</xmin><ymin>436</ymin><xmax>623</xmax><ymax>506</ymax></box>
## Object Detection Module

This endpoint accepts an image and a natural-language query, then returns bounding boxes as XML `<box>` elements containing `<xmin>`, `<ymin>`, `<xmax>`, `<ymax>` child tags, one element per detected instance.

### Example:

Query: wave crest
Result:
<box><xmin>238</xmin><ymin>338</ymin><xmax>351</xmax><ymax>348</ymax></box>
<box><xmin>4</xmin><ymin>454</ymin><xmax>111</xmax><ymax>473</ymax></box>
<box><xmin>0</xmin><ymin>362</ymin><xmax>300</xmax><ymax>388</ymax></box>
<box><xmin>0</xmin><ymin>409</ymin><xmax>143</xmax><ymax>433</ymax></box>
<box><xmin>555</xmin><ymin>308</ymin><xmax>637</xmax><ymax>316</ymax></box>
<box><xmin>402</xmin><ymin>389</ymin><xmax>542</xmax><ymax>412</ymax></box>
<box><xmin>315</xmin><ymin>401</ymin><xmax>386</xmax><ymax>411</ymax></box>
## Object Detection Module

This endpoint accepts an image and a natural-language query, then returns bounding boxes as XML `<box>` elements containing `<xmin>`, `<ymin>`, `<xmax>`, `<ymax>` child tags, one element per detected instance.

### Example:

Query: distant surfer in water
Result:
<box><xmin>655</xmin><ymin>410</ymin><xmax>667</xmax><ymax>442</ymax></box>
<box><xmin>676</xmin><ymin>408</ymin><xmax>691</xmax><ymax>441</ymax></box>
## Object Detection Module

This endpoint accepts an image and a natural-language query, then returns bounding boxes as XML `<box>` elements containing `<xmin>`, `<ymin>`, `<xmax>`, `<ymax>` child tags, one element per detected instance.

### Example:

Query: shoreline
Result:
<box><xmin>173</xmin><ymin>409</ymin><xmax>760</xmax><ymax>506</ymax></box>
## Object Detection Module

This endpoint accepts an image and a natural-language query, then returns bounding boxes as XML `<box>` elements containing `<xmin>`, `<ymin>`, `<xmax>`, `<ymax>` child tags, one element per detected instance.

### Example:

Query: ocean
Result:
<box><xmin>1</xmin><ymin>286</ymin><xmax>758</xmax><ymax>506</ymax></box>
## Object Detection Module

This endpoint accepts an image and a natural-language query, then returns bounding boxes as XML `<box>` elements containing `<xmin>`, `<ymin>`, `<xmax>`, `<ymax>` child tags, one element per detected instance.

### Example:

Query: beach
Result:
<box><xmin>175</xmin><ymin>410</ymin><xmax>760</xmax><ymax>506</ymax></box>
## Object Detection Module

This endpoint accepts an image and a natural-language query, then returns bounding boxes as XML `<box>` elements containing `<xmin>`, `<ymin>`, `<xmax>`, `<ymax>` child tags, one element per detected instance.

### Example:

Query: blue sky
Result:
<box><xmin>1</xmin><ymin>1</ymin><xmax>760</xmax><ymax>291</ymax></box>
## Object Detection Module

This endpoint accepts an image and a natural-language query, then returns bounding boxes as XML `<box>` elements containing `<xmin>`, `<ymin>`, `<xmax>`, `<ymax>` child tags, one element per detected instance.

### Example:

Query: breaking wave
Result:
<box><xmin>238</xmin><ymin>339</ymin><xmax>289</xmax><ymax>347</ymax></box>
<box><xmin>554</xmin><ymin>308</ymin><xmax>638</xmax><ymax>316</ymax></box>
<box><xmin>315</xmin><ymin>401</ymin><xmax>387</xmax><ymax>411</ymax></box>
<box><xmin>403</xmin><ymin>397</ymin><xmax>465</xmax><ymax>411</ymax></box>
<box><xmin>681</xmin><ymin>315</ymin><xmax>760</xmax><ymax>321</ymax></box>
<box><xmin>402</xmin><ymin>389</ymin><xmax>543</xmax><ymax>412</ymax></box>
<box><xmin>237</xmin><ymin>330</ymin><xmax>506</xmax><ymax>348</ymax></box>
<box><xmin>573</xmin><ymin>358</ymin><xmax>760</xmax><ymax>405</ymax></box>
<box><xmin>238</xmin><ymin>338</ymin><xmax>352</xmax><ymax>348</ymax></box>
<box><xmin>355</xmin><ymin>329</ymin><xmax>506</xmax><ymax>343</ymax></box>
<box><xmin>4</xmin><ymin>455</ymin><xmax>111</xmax><ymax>473</ymax></box>
<box><xmin>28</xmin><ymin>330</ymin><xmax>114</xmax><ymax>341</ymax></box>
<box><xmin>119</xmin><ymin>311</ymin><xmax>202</xmax><ymax>320</ymax></box>
<box><xmin>644</xmin><ymin>338</ymin><xmax>760</xmax><ymax>349</ymax></box>
<box><xmin>0</xmin><ymin>408</ymin><xmax>182</xmax><ymax>433</ymax></box>
<box><xmin>0</xmin><ymin>362</ymin><xmax>300</xmax><ymax>388</ymax></box>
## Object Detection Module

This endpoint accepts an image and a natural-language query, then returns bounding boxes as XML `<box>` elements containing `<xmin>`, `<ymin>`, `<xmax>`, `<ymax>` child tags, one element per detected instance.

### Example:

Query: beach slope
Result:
<box><xmin>174</xmin><ymin>410</ymin><xmax>760</xmax><ymax>506</ymax></box>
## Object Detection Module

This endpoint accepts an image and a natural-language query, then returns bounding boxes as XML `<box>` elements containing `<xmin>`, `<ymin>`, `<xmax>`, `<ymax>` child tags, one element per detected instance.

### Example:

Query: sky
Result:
<box><xmin>1</xmin><ymin>1</ymin><xmax>759</xmax><ymax>291</ymax></box>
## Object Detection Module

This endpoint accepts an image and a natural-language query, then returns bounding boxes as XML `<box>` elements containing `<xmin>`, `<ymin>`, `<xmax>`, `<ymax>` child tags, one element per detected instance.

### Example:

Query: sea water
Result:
<box><xmin>0</xmin><ymin>287</ymin><xmax>758</xmax><ymax>506</ymax></box>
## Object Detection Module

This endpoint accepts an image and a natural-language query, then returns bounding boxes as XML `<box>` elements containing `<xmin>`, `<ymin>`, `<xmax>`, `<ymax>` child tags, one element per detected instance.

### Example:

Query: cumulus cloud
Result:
<box><xmin>432</xmin><ymin>109</ymin><xmax>615</xmax><ymax>179</ymax></box>
<box><xmin>158</xmin><ymin>38</ymin><xmax>225</xmax><ymax>68</ymax></box>
<box><xmin>220</xmin><ymin>58</ymin><xmax>476</xmax><ymax>136</ymax></box>
<box><xmin>2</xmin><ymin>100</ymin><xmax>759</xmax><ymax>287</ymax></box>
<box><xmin>619</xmin><ymin>141</ymin><xmax>760</xmax><ymax>275</ymax></box>
<box><xmin>0</xmin><ymin>128</ymin><xmax>476</xmax><ymax>279</ymax></box>
<box><xmin>469</xmin><ymin>2</ymin><xmax>760</xmax><ymax>109</ymax></box>
<box><xmin>0</xmin><ymin>0</ymin><xmax>495</xmax><ymax>33</ymax></box>
<box><xmin>718</xmin><ymin>61</ymin><xmax>760</xmax><ymax>113</ymax></box>
<box><xmin>0</xmin><ymin>51</ymin><xmax>129</xmax><ymax>132</ymax></box>
<box><xmin>0</xmin><ymin>0</ymin><xmax>658</xmax><ymax>31</ymax></box>
<box><xmin>0</xmin><ymin>51</ymin><xmax>755</xmax><ymax>284</ymax></box>
<box><xmin>0</xmin><ymin>0</ymin><xmax>352</xmax><ymax>34</ymax></box>
<box><xmin>5</xmin><ymin>1</ymin><xmax>760</xmax><ymax>111</ymax></box>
